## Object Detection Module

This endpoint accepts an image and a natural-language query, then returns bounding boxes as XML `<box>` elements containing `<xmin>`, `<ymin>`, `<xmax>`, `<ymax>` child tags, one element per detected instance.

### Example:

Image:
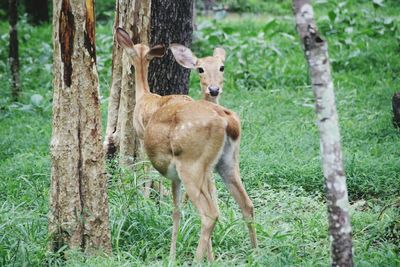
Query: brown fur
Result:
<box><xmin>210</xmin><ymin>103</ymin><xmax>240</xmax><ymax>140</ymax></box>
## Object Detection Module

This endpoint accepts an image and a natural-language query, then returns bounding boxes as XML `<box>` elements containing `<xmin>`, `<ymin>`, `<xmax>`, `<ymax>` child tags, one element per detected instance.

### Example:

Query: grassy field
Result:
<box><xmin>1</xmin><ymin>0</ymin><xmax>399</xmax><ymax>266</ymax></box>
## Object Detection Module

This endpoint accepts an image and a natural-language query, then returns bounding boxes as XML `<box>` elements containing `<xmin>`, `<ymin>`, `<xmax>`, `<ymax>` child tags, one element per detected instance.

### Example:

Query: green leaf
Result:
<box><xmin>262</xmin><ymin>19</ymin><xmax>278</xmax><ymax>33</ymax></box>
<box><xmin>19</xmin><ymin>104</ymin><xmax>33</xmax><ymax>112</ymax></box>
<box><xmin>31</xmin><ymin>94</ymin><xmax>44</xmax><ymax>106</ymax></box>
<box><xmin>372</xmin><ymin>0</ymin><xmax>384</xmax><ymax>8</ymax></box>
<box><xmin>328</xmin><ymin>10</ymin><xmax>336</xmax><ymax>22</ymax></box>
<box><xmin>222</xmin><ymin>26</ymin><xmax>235</xmax><ymax>34</ymax></box>
<box><xmin>207</xmin><ymin>35</ymin><xmax>220</xmax><ymax>45</ymax></box>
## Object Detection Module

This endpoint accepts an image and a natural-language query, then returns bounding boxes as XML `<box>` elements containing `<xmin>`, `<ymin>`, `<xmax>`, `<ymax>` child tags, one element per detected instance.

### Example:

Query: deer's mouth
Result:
<box><xmin>209</xmin><ymin>90</ymin><xmax>219</xmax><ymax>97</ymax></box>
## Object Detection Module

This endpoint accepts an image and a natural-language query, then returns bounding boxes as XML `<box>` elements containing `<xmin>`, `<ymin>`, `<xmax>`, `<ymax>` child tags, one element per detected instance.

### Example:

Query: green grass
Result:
<box><xmin>0</xmin><ymin>1</ymin><xmax>400</xmax><ymax>266</ymax></box>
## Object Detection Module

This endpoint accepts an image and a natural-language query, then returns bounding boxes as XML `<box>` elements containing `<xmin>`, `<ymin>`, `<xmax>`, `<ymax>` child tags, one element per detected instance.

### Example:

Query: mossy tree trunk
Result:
<box><xmin>104</xmin><ymin>0</ymin><xmax>151</xmax><ymax>165</ymax></box>
<box><xmin>148</xmin><ymin>0</ymin><xmax>193</xmax><ymax>96</ymax></box>
<box><xmin>293</xmin><ymin>1</ymin><xmax>353</xmax><ymax>266</ymax></box>
<box><xmin>9</xmin><ymin>0</ymin><xmax>20</xmax><ymax>101</ymax></box>
<box><xmin>49</xmin><ymin>0</ymin><xmax>111</xmax><ymax>254</ymax></box>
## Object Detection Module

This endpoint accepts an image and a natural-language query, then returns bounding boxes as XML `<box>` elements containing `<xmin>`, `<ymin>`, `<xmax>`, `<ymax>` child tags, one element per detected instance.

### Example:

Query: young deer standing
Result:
<box><xmin>170</xmin><ymin>45</ymin><xmax>234</xmax><ymax>205</ymax></box>
<box><xmin>147</xmin><ymin>45</ymin><xmax>226</xmax><ymax>198</ymax></box>
<box><xmin>116</xmin><ymin>28</ymin><xmax>257</xmax><ymax>261</ymax></box>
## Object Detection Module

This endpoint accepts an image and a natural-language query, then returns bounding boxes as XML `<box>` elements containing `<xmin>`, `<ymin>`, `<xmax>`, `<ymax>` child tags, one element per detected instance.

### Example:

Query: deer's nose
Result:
<box><xmin>208</xmin><ymin>85</ymin><xmax>220</xmax><ymax>96</ymax></box>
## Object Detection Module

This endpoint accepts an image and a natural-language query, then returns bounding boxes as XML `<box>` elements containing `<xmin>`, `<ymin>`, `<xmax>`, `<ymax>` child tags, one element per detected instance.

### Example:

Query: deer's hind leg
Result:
<box><xmin>216</xmin><ymin>139</ymin><xmax>258</xmax><ymax>248</ymax></box>
<box><xmin>171</xmin><ymin>117</ymin><xmax>225</xmax><ymax>261</ymax></box>
<box><xmin>176</xmin><ymin>162</ymin><xmax>219</xmax><ymax>261</ymax></box>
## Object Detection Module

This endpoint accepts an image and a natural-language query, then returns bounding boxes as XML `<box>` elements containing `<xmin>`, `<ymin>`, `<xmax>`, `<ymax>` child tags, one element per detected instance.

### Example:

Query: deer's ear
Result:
<box><xmin>116</xmin><ymin>27</ymin><xmax>134</xmax><ymax>49</ymax></box>
<box><xmin>147</xmin><ymin>45</ymin><xmax>166</xmax><ymax>60</ymax></box>
<box><xmin>116</xmin><ymin>27</ymin><xmax>137</xmax><ymax>58</ymax></box>
<box><xmin>170</xmin><ymin>44</ymin><xmax>198</xmax><ymax>69</ymax></box>
<box><xmin>213</xmin><ymin>47</ymin><xmax>226</xmax><ymax>62</ymax></box>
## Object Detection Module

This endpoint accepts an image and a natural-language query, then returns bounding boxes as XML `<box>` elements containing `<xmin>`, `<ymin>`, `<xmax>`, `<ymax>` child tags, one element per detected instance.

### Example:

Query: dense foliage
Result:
<box><xmin>0</xmin><ymin>0</ymin><xmax>399</xmax><ymax>265</ymax></box>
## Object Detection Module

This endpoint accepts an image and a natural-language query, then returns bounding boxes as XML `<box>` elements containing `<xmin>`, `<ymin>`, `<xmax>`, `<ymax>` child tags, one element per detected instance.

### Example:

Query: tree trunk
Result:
<box><xmin>103</xmin><ymin>0</ymin><xmax>127</xmax><ymax>160</ymax></box>
<box><xmin>24</xmin><ymin>0</ymin><xmax>49</xmax><ymax>24</ymax></box>
<box><xmin>292</xmin><ymin>1</ymin><xmax>353</xmax><ymax>266</ymax></box>
<box><xmin>49</xmin><ymin>0</ymin><xmax>111</xmax><ymax>254</ymax></box>
<box><xmin>392</xmin><ymin>92</ymin><xmax>400</xmax><ymax>128</ymax></box>
<box><xmin>9</xmin><ymin>0</ymin><xmax>20</xmax><ymax>101</ymax></box>
<box><xmin>104</xmin><ymin>0</ymin><xmax>151</xmax><ymax>165</ymax></box>
<box><xmin>148</xmin><ymin>0</ymin><xmax>193</xmax><ymax>96</ymax></box>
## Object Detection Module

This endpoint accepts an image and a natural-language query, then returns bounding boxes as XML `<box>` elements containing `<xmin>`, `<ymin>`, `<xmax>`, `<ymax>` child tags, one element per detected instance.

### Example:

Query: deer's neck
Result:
<box><xmin>134</xmin><ymin>59</ymin><xmax>150</xmax><ymax>102</ymax></box>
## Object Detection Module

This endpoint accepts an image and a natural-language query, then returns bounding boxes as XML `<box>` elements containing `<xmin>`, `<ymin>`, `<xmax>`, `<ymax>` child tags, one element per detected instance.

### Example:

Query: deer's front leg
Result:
<box><xmin>170</xmin><ymin>179</ymin><xmax>182</xmax><ymax>260</ymax></box>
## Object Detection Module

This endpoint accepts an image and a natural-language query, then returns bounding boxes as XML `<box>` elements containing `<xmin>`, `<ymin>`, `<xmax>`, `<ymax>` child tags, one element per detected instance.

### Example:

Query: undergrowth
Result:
<box><xmin>0</xmin><ymin>0</ymin><xmax>399</xmax><ymax>266</ymax></box>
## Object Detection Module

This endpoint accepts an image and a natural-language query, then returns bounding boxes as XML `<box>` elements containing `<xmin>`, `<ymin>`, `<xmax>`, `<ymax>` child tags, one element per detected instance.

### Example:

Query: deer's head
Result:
<box><xmin>116</xmin><ymin>27</ymin><xmax>166</xmax><ymax>66</ymax></box>
<box><xmin>170</xmin><ymin>44</ymin><xmax>226</xmax><ymax>104</ymax></box>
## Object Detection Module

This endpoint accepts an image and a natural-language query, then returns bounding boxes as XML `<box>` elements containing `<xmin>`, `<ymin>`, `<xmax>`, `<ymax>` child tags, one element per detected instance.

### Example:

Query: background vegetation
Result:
<box><xmin>0</xmin><ymin>0</ymin><xmax>399</xmax><ymax>265</ymax></box>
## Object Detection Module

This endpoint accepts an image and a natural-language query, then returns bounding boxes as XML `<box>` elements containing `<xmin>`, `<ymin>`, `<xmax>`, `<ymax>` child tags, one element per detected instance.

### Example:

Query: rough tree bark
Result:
<box><xmin>24</xmin><ymin>0</ymin><xmax>49</xmax><ymax>24</ymax></box>
<box><xmin>9</xmin><ymin>0</ymin><xmax>20</xmax><ymax>101</ymax></box>
<box><xmin>49</xmin><ymin>0</ymin><xmax>111</xmax><ymax>254</ymax></box>
<box><xmin>148</xmin><ymin>0</ymin><xmax>193</xmax><ymax>95</ymax></box>
<box><xmin>104</xmin><ymin>0</ymin><xmax>151</xmax><ymax>164</ymax></box>
<box><xmin>293</xmin><ymin>1</ymin><xmax>353</xmax><ymax>266</ymax></box>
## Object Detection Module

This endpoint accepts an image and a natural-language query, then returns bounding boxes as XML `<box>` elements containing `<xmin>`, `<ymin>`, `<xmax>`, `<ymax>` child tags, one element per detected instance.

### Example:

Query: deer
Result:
<box><xmin>169</xmin><ymin>44</ymin><xmax>227</xmax><ymax>203</ymax></box>
<box><xmin>143</xmin><ymin>42</ymin><xmax>228</xmax><ymax>198</ymax></box>
<box><xmin>115</xmin><ymin>27</ymin><xmax>257</xmax><ymax>261</ymax></box>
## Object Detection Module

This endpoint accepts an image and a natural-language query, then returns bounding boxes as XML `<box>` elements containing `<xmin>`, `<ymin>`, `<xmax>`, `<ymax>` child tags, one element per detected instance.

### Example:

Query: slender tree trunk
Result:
<box><xmin>49</xmin><ymin>0</ymin><xmax>111</xmax><ymax>254</ymax></box>
<box><xmin>9</xmin><ymin>0</ymin><xmax>20</xmax><ymax>101</ymax></box>
<box><xmin>104</xmin><ymin>0</ymin><xmax>151</xmax><ymax>165</ymax></box>
<box><xmin>117</xmin><ymin>0</ymin><xmax>151</xmax><ymax>166</ymax></box>
<box><xmin>292</xmin><ymin>1</ymin><xmax>353</xmax><ymax>266</ymax></box>
<box><xmin>24</xmin><ymin>0</ymin><xmax>49</xmax><ymax>24</ymax></box>
<box><xmin>103</xmin><ymin>0</ymin><xmax>127</xmax><ymax>159</ymax></box>
<box><xmin>148</xmin><ymin>0</ymin><xmax>193</xmax><ymax>95</ymax></box>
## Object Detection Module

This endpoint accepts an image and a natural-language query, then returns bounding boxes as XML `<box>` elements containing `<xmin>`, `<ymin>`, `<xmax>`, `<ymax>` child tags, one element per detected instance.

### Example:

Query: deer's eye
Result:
<box><xmin>219</xmin><ymin>66</ymin><xmax>224</xmax><ymax>72</ymax></box>
<box><xmin>198</xmin><ymin>67</ymin><xmax>204</xmax><ymax>74</ymax></box>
